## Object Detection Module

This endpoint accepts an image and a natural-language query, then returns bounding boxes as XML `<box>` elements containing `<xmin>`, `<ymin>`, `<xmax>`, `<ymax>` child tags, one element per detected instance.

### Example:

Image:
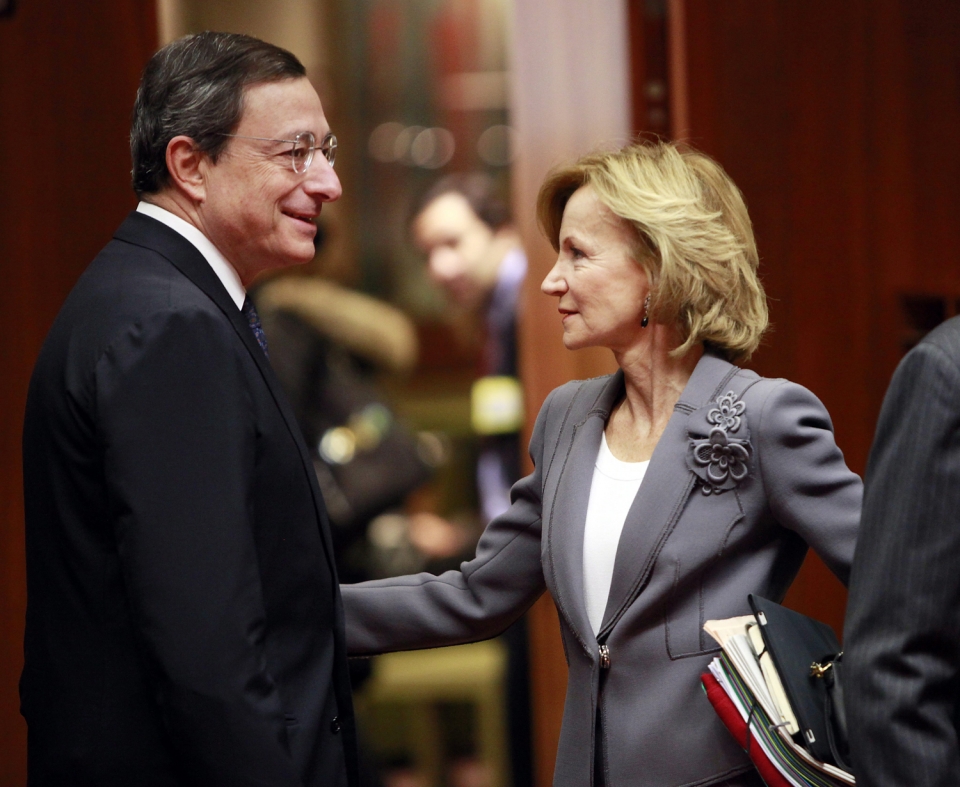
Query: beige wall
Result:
<box><xmin>507</xmin><ymin>3</ymin><xmax>632</xmax><ymax>784</ymax></box>
<box><xmin>509</xmin><ymin>0</ymin><xmax>631</xmax><ymax>395</ymax></box>
<box><xmin>156</xmin><ymin>0</ymin><xmax>328</xmax><ymax>77</ymax></box>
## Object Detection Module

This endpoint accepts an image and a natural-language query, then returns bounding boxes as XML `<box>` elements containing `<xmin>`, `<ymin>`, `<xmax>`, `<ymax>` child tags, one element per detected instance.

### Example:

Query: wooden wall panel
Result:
<box><xmin>0</xmin><ymin>4</ymin><xmax>157</xmax><ymax>782</ymax></box>
<box><xmin>679</xmin><ymin>0</ymin><xmax>960</xmax><ymax>634</ymax></box>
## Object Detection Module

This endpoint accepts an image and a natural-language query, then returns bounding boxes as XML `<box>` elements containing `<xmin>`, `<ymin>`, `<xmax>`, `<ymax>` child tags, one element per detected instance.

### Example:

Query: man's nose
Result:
<box><xmin>303</xmin><ymin>157</ymin><xmax>342</xmax><ymax>201</ymax></box>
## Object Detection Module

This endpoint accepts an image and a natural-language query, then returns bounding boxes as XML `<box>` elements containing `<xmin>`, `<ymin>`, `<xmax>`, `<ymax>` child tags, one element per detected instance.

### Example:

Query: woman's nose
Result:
<box><xmin>541</xmin><ymin>259</ymin><xmax>567</xmax><ymax>295</ymax></box>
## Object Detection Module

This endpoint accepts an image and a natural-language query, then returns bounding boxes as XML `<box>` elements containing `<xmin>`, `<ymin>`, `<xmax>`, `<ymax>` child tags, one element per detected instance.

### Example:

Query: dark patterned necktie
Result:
<box><xmin>241</xmin><ymin>296</ymin><xmax>269</xmax><ymax>358</ymax></box>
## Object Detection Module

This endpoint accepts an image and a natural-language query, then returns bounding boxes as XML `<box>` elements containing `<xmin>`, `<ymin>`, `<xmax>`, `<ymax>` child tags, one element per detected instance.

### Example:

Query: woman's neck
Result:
<box><xmin>605</xmin><ymin>328</ymin><xmax>704</xmax><ymax>462</ymax></box>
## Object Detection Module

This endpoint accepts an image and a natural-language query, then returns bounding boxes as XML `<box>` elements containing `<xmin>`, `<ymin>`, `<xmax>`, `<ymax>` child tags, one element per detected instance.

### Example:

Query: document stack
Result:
<box><xmin>701</xmin><ymin>602</ymin><xmax>855</xmax><ymax>787</ymax></box>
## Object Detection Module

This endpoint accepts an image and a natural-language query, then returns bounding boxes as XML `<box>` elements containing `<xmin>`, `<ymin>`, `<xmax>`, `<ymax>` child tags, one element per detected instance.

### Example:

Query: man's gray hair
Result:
<box><xmin>131</xmin><ymin>31</ymin><xmax>305</xmax><ymax>196</ymax></box>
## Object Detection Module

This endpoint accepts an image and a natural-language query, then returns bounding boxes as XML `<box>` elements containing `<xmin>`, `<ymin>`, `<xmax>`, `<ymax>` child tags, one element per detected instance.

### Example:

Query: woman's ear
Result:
<box><xmin>165</xmin><ymin>135</ymin><xmax>207</xmax><ymax>203</ymax></box>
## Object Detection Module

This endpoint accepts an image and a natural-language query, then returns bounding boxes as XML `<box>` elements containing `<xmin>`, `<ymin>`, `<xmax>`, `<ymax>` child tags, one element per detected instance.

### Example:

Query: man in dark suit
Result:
<box><xmin>845</xmin><ymin>317</ymin><xmax>960</xmax><ymax>786</ymax></box>
<box><xmin>21</xmin><ymin>32</ymin><xmax>357</xmax><ymax>786</ymax></box>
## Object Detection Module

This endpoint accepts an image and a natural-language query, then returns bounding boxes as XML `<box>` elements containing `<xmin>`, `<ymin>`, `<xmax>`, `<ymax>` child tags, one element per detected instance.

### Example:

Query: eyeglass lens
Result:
<box><xmin>291</xmin><ymin>132</ymin><xmax>337</xmax><ymax>173</ymax></box>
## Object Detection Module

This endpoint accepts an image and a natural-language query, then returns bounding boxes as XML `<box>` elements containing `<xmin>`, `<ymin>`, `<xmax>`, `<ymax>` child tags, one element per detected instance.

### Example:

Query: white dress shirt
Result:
<box><xmin>136</xmin><ymin>201</ymin><xmax>246</xmax><ymax>309</ymax></box>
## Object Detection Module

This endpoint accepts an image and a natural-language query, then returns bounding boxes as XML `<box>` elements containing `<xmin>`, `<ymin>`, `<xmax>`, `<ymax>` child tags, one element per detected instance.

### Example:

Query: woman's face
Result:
<box><xmin>541</xmin><ymin>185</ymin><xmax>650</xmax><ymax>352</ymax></box>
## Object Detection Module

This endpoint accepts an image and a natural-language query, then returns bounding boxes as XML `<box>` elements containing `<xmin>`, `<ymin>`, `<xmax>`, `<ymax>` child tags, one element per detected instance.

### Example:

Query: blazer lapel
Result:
<box><xmin>598</xmin><ymin>352</ymin><xmax>738</xmax><ymax>636</ymax></box>
<box><xmin>114</xmin><ymin>212</ymin><xmax>340</xmax><ymax>575</ymax></box>
<box><xmin>546</xmin><ymin>373</ymin><xmax>625</xmax><ymax>646</ymax></box>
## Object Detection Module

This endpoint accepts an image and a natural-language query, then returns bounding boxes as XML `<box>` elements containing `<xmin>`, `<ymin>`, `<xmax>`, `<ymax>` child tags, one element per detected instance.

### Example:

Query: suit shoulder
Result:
<box><xmin>747</xmin><ymin>373</ymin><xmax>823</xmax><ymax>405</ymax></box>
<box><xmin>914</xmin><ymin>316</ymin><xmax>960</xmax><ymax>369</ymax></box>
<box><xmin>39</xmin><ymin>247</ymin><xmax>235</xmax><ymax>391</ymax></box>
<box><xmin>698</xmin><ymin>364</ymin><xmax>800</xmax><ymax>416</ymax></box>
<box><xmin>545</xmin><ymin>373</ymin><xmax>617</xmax><ymax>412</ymax></box>
<box><xmin>87</xmin><ymin>237</ymin><xmax>212</xmax><ymax>309</ymax></box>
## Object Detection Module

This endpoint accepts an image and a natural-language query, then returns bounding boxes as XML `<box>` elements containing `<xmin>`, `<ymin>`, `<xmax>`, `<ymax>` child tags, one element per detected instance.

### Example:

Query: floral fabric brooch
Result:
<box><xmin>687</xmin><ymin>391</ymin><xmax>752</xmax><ymax>495</ymax></box>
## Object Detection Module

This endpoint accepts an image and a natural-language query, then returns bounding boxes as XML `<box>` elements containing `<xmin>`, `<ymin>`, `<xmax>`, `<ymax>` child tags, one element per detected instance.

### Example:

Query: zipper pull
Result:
<box><xmin>599</xmin><ymin>643</ymin><xmax>611</xmax><ymax>669</ymax></box>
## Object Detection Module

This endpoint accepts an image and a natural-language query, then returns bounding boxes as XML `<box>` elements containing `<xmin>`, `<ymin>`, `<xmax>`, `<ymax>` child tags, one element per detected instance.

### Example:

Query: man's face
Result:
<box><xmin>413</xmin><ymin>192</ymin><xmax>503</xmax><ymax>309</ymax></box>
<box><xmin>197</xmin><ymin>77</ymin><xmax>341</xmax><ymax>283</ymax></box>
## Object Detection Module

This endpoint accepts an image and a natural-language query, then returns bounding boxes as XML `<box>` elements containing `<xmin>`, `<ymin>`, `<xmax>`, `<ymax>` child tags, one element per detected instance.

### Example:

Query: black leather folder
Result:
<box><xmin>748</xmin><ymin>594</ymin><xmax>842</xmax><ymax>765</ymax></box>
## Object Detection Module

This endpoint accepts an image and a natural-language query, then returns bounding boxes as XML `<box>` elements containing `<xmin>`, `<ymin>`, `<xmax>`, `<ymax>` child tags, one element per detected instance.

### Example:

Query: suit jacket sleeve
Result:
<box><xmin>754</xmin><ymin>379</ymin><xmax>862</xmax><ymax>584</ymax></box>
<box><xmin>97</xmin><ymin>307</ymin><xmax>302</xmax><ymax>786</ymax></box>
<box><xmin>844</xmin><ymin>339</ymin><xmax>960</xmax><ymax>787</ymax></box>
<box><xmin>340</xmin><ymin>390</ymin><xmax>551</xmax><ymax>655</ymax></box>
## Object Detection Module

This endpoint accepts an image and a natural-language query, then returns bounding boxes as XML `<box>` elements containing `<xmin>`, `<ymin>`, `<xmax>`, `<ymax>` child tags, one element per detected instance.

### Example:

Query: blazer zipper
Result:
<box><xmin>598</xmin><ymin>642</ymin><xmax>611</xmax><ymax>669</ymax></box>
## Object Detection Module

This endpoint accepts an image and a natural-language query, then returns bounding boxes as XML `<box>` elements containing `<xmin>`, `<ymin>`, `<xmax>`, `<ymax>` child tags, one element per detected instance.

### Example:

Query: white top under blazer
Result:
<box><xmin>583</xmin><ymin>432</ymin><xmax>649</xmax><ymax>634</ymax></box>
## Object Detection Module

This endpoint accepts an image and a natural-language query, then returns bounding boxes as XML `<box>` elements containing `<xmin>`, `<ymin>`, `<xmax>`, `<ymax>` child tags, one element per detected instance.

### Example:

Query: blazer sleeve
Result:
<box><xmin>754</xmin><ymin>379</ymin><xmax>862</xmax><ymax>584</ymax></box>
<box><xmin>340</xmin><ymin>391</ymin><xmax>552</xmax><ymax>655</ymax></box>
<box><xmin>844</xmin><ymin>340</ymin><xmax>960</xmax><ymax>787</ymax></box>
<box><xmin>96</xmin><ymin>307</ymin><xmax>302</xmax><ymax>786</ymax></box>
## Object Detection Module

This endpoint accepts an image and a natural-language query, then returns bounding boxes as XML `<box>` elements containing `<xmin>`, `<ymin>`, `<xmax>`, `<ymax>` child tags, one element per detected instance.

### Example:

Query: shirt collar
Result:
<box><xmin>136</xmin><ymin>201</ymin><xmax>246</xmax><ymax>310</ymax></box>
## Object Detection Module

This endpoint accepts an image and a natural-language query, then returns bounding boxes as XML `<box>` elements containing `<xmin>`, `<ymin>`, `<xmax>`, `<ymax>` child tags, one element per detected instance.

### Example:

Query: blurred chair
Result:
<box><xmin>358</xmin><ymin>640</ymin><xmax>509</xmax><ymax>787</ymax></box>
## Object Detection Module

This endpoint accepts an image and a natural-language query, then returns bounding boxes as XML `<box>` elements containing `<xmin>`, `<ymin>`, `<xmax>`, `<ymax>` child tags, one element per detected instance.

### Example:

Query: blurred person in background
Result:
<box><xmin>253</xmin><ymin>225</ymin><xmax>429</xmax><ymax>586</ymax></box>
<box><xmin>411</xmin><ymin>173</ymin><xmax>527</xmax><ymax>528</ymax></box>
<box><xmin>341</xmin><ymin>141</ymin><xmax>862</xmax><ymax>787</ymax></box>
<box><xmin>406</xmin><ymin>173</ymin><xmax>533</xmax><ymax>787</ymax></box>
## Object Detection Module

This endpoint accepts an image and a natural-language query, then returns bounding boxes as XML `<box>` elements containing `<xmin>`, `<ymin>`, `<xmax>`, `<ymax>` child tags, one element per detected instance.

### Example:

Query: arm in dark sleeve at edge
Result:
<box><xmin>340</xmin><ymin>390</ymin><xmax>555</xmax><ymax>655</ymax></box>
<box><xmin>845</xmin><ymin>339</ymin><xmax>960</xmax><ymax>787</ymax></box>
<box><xmin>97</xmin><ymin>308</ymin><xmax>302</xmax><ymax>786</ymax></box>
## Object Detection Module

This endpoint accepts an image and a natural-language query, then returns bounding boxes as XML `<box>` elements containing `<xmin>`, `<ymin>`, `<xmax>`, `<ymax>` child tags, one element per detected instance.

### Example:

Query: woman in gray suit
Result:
<box><xmin>342</xmin><ymin>141</ymin><xmax>861</xmax><ymax>787</ymax></box>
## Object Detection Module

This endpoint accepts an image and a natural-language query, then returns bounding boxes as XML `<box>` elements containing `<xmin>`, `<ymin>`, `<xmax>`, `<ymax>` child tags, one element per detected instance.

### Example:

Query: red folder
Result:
<box><xmin>701</xmin><ymin>672</ymin><xmax>792</xmax><ymax>787</ymax></box>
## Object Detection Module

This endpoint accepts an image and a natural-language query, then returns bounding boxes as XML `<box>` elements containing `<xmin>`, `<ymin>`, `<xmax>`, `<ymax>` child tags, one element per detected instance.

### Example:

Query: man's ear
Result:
<box><xmin>165</xmin><ymin>135</ymin><xmax>207</xmax><ymax>203</ymax></box>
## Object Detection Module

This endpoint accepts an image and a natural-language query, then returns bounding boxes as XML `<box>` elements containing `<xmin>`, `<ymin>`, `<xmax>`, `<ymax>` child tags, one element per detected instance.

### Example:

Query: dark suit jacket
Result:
<box><xmin>21</xmin><ymin>212</ymin><xmax>358</xmax><ymax>787</ymax></box>
<box><xmin>845</xmin><ymin>316</ymin><xmax>960</xmax><ymax>786</ymax></box>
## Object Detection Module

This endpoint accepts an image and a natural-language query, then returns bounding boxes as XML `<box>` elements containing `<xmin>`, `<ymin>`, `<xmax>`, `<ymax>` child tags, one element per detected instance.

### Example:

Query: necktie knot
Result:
<box><xmin>241</xmin><ymin>296</ymin><xmax>269</xmax><ymax>358</ymax></box>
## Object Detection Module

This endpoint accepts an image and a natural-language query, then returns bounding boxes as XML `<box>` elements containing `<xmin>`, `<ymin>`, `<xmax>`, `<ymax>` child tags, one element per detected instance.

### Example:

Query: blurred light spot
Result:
<box><xmin>368</xmin><ymin>514</ymin><xmax>408</xmax><ymax>549</ymax></box>
<box><xmin>416</xmin><ymin>431</ymin><xmax>450</xmax><ymax>467</ymax></box>
<box><xmin>393</xmin><ymin>125</ymin><xmax>425</xmax><ymax>164</ymax></box>
<box><xmin>644</xmin><ymin>79</ymin><xmax>667</xmax><ymax>102</ymax></box>
<box><xmin>368</xmin><ymin>121</ymin><xmax>405</xmax><ymax>162</ymax></box>
<box><xmin>410</xmin><ymin>127</ymin><xmax>456</xmax><ymax>169</ymax></box>
<box><xmin>319</xmin><ymin>426</ymin><xmax>356</xmax><ymax>465</ymax></box>
<box><xmin>477</xmin><ymin>125</ymin><xmax>515</xmax><ymax>167</ymax></box>
<box><xmin>646</xmin><ymin>107</ymin><xmax>668</xmax><ymax>128</ymax></box>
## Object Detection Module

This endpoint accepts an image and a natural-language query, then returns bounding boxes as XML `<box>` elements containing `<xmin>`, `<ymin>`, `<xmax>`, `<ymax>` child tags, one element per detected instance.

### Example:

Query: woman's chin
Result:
<box><xmin>561</xmin><ymin>332</ymin><xmax>594</xmax><ymax>352</ymax></box>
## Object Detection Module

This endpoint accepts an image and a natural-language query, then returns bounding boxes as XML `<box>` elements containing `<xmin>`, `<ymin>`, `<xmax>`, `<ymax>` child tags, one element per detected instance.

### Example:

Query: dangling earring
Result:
<box><xmin>641</xmin><ymin>294</ymin><xmax>651</xmax><ymax>328</ymax></box>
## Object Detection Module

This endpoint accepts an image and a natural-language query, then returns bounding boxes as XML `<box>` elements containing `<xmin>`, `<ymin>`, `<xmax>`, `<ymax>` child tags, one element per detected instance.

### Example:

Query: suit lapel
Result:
<box><xmin>548</xmin><ymin>413</ymin><xmax>604</xmax><ymax>643</ymax></box>
<box><xmin>598</xmin><ymin>352</ymin><xmax>738</xmax><ymax>635</ymax></box>
<box><xmin>114</xmin><ymin>212</ymin><xmax>340</xmax><ymax>576</ymax></box>
<box><xmin>545</xmin><ymin>373</ymin><xmax>624</xmax><ymax>646</ymax></box>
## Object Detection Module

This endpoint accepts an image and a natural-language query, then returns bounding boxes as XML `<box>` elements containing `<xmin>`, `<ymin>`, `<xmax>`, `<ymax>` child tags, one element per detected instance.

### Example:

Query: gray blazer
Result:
<box><xmin>343</xmin><ymin>352</ymin><xmax>861</xmax><ymax>787</ymax></box>
<box><xmin>845</xmin><ymin>316</ymin><xmax>960</xmax><ymax>786</ymax></box>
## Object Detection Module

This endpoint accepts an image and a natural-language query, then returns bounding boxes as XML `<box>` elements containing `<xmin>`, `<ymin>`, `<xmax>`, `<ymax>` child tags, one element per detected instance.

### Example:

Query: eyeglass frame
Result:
<box><xmin>219</xmin><ymin>130</ymin><xmax>337</xmax><ymax>173</ymax></box>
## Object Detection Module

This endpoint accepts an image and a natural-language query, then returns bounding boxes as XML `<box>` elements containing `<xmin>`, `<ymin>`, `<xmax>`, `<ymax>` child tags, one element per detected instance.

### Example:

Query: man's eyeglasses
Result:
<box><xmin>221</xmin><ymin>130</ymin><xmax>337</xmax><ymax>173</ymax></box>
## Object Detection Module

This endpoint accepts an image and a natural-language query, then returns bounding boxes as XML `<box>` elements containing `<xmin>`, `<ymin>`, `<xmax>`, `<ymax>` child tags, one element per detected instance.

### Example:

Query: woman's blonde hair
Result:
<box><xmin>537</xmin><ymin>140</ymin><xmax>768</xmax><ymax>361</ymax></box>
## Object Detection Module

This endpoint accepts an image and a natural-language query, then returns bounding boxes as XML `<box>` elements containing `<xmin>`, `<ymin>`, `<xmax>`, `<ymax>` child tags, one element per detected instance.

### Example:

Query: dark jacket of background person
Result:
<box><xmin>254</xmin><ymin>274</ymin><xmax>425</xmax><ymax>583</ymax></box>
<box><xmin>21</xmin><ymin>214</ymin><xmax>358</xmax><ymax>786</ymax></box>
<box><xmin>342</xmin><ymin>351</ymin><xmax>861</xmax><ymax>787</ymax></box>
<box><xmin>845</xmin><ymin>315</ymin><xmax>960</xmax><ymax>786</ymax></box>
